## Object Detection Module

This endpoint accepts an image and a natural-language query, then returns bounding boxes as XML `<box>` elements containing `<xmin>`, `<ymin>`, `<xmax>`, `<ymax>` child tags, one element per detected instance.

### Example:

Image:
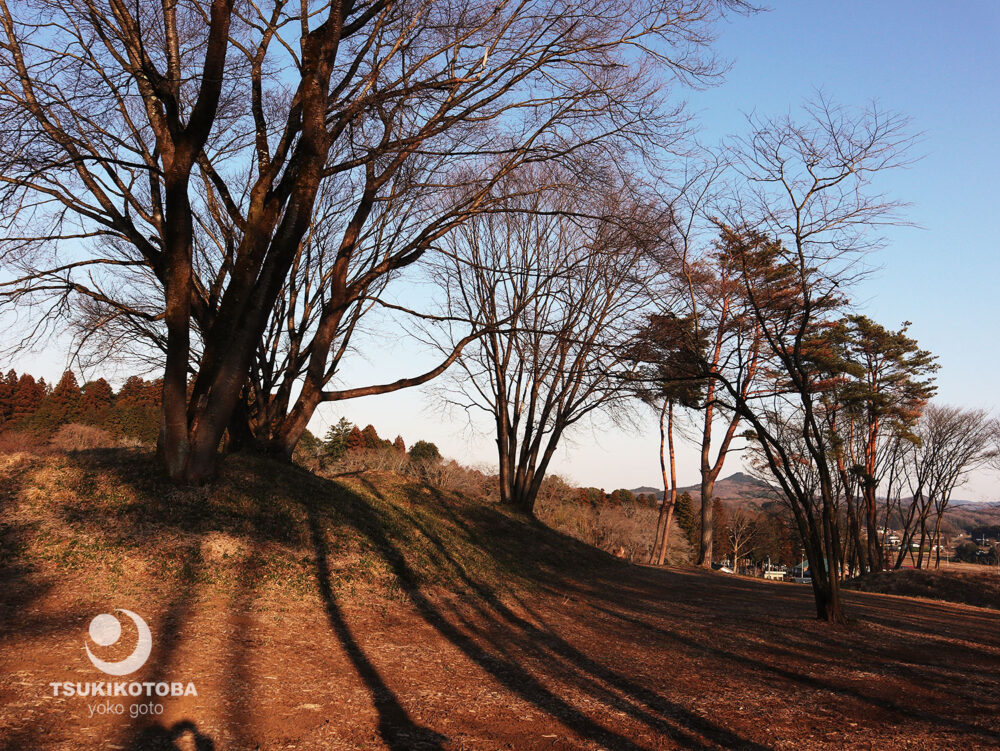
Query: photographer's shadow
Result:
<box><xmin>125</xmin><ymin>720</ymin><xmax>214</xmax><ymax>751</ymax></box>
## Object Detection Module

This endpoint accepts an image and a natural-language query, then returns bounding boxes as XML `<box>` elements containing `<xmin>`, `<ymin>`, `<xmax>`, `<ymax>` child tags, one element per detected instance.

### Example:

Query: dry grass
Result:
<box><xmin>535</xmin><ymin>482</ymin><xmax>692</xmax><ymax>565</ymax></box>
<box><xmin>0</xmin><ymin>448</ymin><xmax>615</xmax><ymax>605</ymax></box>
<box><xmin>48</xmin><ymin>423</ymin><xmax>145</xmax><ymax>451</ymax></box>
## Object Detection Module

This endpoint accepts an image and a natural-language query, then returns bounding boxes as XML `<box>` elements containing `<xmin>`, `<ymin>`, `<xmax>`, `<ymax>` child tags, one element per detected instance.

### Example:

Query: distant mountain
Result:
<box><xmin>632</xmin><ymin>471</ymin><xmax>779</xmax><ymax>510</ymax></box>
<box><xmin>632</xmin><ymin>475</ymin><xmax>1000</xmax><ymax>534</ymax></box>
<box><xmin>629</xmin><ymin>486</ymin><xmax>663</xmax><ymax>499</ymax></box>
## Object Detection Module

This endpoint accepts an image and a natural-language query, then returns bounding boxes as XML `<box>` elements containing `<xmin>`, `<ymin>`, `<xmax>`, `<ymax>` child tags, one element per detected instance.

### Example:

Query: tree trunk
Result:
<box><xmin>916</xmin><ymin>519</ymin><xmax>928</xmax><ymax>569</ymax></box>
<box><xmin>649</xmin><ymin>400</ymin><xmax>670</xmax><ymax>564</ymax></box>
<box><xmin>656</xmin><ymin>401</ymin><xmax>677</xmax><ymax>566</ymax></box>
<box><xmin>697</xmin><ymin>475</ymin><xmax>715</xmax><ymax>567</ymax></box>
<box><xmin>932</xmin><ymin>513</ymin><xmax>943</xmax><ymax>569</ymax></box>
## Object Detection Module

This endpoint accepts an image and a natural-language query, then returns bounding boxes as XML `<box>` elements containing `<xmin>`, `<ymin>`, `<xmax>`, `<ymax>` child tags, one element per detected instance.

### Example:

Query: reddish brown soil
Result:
<box><xmin>2</xmin><ymin>564</ymin><xmax>999</xmax><ymax>750</ymax></box>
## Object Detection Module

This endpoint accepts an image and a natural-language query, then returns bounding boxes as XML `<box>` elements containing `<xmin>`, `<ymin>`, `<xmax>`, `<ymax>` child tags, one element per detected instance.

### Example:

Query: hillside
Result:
<box><xmin>2</xmin><ymin>449</ymin><xmax>1000</xmax><ymax>750</ymax></box>
<box><xmin>942</xmin><ymin>501</ymin><xmax>1000</xmax><ymax>534</ymax></box>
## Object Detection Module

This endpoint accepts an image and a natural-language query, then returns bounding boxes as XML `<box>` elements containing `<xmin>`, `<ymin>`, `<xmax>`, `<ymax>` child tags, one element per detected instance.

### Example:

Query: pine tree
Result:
<box><xmin>322</xmin><ymin>418</ymin><xmax>354</xmax><ymax>460</ymax></box>
<box><xmin>393</xmin><ymin>435</ymin><xmax>406</xmax><ymax>453</ymax></box>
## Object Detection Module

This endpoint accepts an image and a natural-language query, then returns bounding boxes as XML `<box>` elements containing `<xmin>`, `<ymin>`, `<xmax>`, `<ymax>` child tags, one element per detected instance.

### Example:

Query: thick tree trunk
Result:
<box><xmin>697</xmin><ymin>475</ymin><xmax>715</xmax><ymax>567</ymax></box>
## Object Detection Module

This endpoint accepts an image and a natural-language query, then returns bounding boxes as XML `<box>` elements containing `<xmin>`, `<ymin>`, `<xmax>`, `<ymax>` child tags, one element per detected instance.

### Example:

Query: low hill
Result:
<box><xmin>634</xmin><ymin>473</ymin><xmax>1000</xmax><ymax>536</ymax></box>
<box><xmin>3</xmin><ymin>449</ymin><xmax>1000</xmax><ymax>750</ymax></box>
<box><xmin>942</xmin><ymin>502</ymin><xmax>1000</xmax><ymax>534</ymax></box>
<box><xmin>633</xmin><ymin>471</ymin><xmax>778</xmax><ymax>509</ymax></box>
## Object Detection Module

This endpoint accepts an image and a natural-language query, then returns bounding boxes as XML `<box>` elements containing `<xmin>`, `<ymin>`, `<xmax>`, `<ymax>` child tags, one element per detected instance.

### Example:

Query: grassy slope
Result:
<box><xmin>4</xmin><ymin>450</ymin><xmax>1000</xmax><ymax>751</ymax></box>
<box><xmin>844</xmin><ymin>568</ymin><xmax>1000</xmax><ymax>611</ymax></box>
<box><xmin>0</xmin><ymin>448</ymin><xmax>617</xmax><ymax>608</ymax></box>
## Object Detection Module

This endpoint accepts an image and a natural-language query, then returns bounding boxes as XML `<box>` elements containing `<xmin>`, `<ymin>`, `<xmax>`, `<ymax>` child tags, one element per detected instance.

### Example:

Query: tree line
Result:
<box><xmin>0</xmin><ymin>369</ymin><xmax>160</xmax><ymax>442</ymax></box>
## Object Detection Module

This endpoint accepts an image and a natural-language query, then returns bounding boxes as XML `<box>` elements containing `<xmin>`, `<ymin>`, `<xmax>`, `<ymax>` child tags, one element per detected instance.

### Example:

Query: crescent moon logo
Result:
<box><xmin>85</xmin><ymin>609</ymin><xmax>153</xmax><ymax>676</ymax></box>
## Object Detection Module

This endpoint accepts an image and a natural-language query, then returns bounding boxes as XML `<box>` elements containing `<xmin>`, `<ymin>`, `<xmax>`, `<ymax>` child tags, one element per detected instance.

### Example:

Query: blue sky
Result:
<box><xmin>9</xmin><ymin>2</ymin><xmax>999</xmax><ymax>497</ymax></box>
<box><xmin>307</xmin><ymin>2</ymin><xmax>1000</xmax><ymax>499</ymax></box>
<box><xmin>686</xmin><ymin>1</ymin><xmax>1000</xmax><ymax>421</ymax></box>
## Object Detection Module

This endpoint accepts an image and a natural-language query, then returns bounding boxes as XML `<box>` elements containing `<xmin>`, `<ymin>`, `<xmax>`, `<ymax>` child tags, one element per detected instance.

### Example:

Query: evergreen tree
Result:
<box><xmin>408</xmin><ymin>440</ymin><xmax>441</xmax><ymax>463</ymax></box>
<box><xmin>322</xmin><ymin>418</ymin><xmax>354</xmax><ymax>460</ymax></box>
<box><xmin>80</xmin><ymin>378</ymin><xmax>114</xmax><ymax>425</ymax></box>
<box><xmin>30</xmin><ymin>370</ymin><xmax>82</xmax><ymax>431</ymax></box>
<box><xmin>0</xmin><ymin>369</ymin><xmax>16</xmax><ymax>424</ymax></box>
<box><xmin>360</xmin><ymin>424</ymin><xmax>382</xmax><ymax>449</ymax></box>
<box><xmin>712</xmin><ymin>498</ymin><xmax>731</xmax><ymax>560</ymax></box>
<box><xmin>393</xmin><ymin>435</ymin><xmax>406</xmax><ymax>453</ymax></box>
<box><xmin>11</xmin><ymin>373</ymin><xmax>44</xmax><ymax>422</ymax></box>
<box><xmin>673</xmin><ymin>491</ymin><xmax>699</xmax><ymax>550</ymax></box>
<box><xmin>106</xmin><ymin>375</ymin><xmax>160</xmax><ymax>442</ymax></box>
<box><xmin>345</xmin><ymin>426</ymin><xmax>365</xmax><ymax>453</ymax></box>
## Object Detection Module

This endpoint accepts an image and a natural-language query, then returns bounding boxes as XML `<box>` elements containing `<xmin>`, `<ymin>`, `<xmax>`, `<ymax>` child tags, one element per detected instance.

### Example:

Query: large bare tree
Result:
<box><xmin>436</xmin><ymin>170</ymin><xmax>663</xmax><ymax>515</ymax></box>
<box><xmin>0</xmin><ymin>0</ymin><xmax>746</xmax><ymax>481</ymax></box>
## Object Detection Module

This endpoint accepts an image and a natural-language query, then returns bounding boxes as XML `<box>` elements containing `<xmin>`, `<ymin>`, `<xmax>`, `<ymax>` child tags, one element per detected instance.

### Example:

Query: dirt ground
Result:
<box><xmin>2</xmin><ymin>563</ymin><xmax>999</xmax><ymax>751</ymax></box>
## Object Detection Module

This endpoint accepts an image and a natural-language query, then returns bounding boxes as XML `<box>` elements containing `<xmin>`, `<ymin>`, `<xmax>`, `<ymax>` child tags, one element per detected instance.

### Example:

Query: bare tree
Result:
<box><xmin>707</xmin><ymin>98</ymin><xmax>913</xmax><ymax>623</ymax></box>
<box><xmin>727</xmin><ymin>507</ymin><xmax>758</xmax><ymax>574</ymax></box>
<box><xmin>435</xmin><ymin>171</ymin><xmax>661</xmax><ymax>515</ymax></box>
<box><xmin>895</xmin><ymin>405</ymin><xmax>996</xmax><ymax>568</ymax></box>
<box><xmin>0</xmin><ymin>0</ymin><xmax>746</xmax><ymax>481</ymax></box>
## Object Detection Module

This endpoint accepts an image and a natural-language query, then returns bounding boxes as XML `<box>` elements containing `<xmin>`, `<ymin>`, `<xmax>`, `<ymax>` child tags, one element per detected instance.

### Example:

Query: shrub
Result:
<box><xmin>0</xmin><ymin>429</ymin><xmax>50</xmax><ymax>454</ymax></box>
<box><xmin>49</xmin><ymin>423</ymin><xmax>120</xmax><ymax>451</ymax></box>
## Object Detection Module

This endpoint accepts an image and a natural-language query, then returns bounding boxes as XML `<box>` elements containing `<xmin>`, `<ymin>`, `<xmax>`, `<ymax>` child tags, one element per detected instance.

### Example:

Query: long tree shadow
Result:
<box><xmin>342</xmin><ymin>478</ymin><xmax>772</xmax><ymax>751</ymax></box>
<box><xmin>585</xmin><ymin>592</ymin><xmax>1000</xmax><ymax>744</ymax></box>
<box><xmin>13</xmin><ymin>448</ymin><xmax>998</xmax><ymax>749</ymax></box>
<box><xmin>306</xmin><ymin>504</ymin><xmax>446</xmax><ymax>750</ymax></box>
<box><xmin>117</xmin><ymin>544</ymin><xmax>217</xmax><ymax>751</ymax></box>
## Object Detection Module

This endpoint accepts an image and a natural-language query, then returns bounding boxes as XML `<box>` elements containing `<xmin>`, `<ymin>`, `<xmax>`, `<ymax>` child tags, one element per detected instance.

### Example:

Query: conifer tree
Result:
<box><xmin>345</xmin><ymin>426</ymin><xmax>365</xmax><ymax>453</ymax></box>
<box><xmin>360</xmin><ymin>425</ymin><xmax>382</xmax><ymax>450</ymax></box>
<box><xmin>80</xmin><ymin>379</ymin><xmax>114</xmax><ymax>426</ymax></box>
<box><xmin>30</xmin><ymin>370</ymin><xmax>82</xmax><ymax>431</ymax></box>
<box><xmin>0</xmin><ymin>370</ymin><xmax>16</xmax><ymax>424</ymax></box>
<box><xmin>11</xmin><ymin>374</ymin><xmax>44</xmax><ymax>422</ymax></box>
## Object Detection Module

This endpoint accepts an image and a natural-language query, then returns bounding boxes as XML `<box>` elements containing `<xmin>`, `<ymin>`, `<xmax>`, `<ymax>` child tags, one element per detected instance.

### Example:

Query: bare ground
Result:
<box><xmin>2</xmin><ymin>451</ymin><xmax>999</xmax><ymax>750</ymax></box>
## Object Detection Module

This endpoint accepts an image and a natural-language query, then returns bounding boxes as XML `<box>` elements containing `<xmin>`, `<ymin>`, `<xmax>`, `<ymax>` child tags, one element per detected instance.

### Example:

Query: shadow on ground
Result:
<box><xmin>3</xmin><ymin>449</ymin><xmax>1000</xmax><ymax>750</ymax></box>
